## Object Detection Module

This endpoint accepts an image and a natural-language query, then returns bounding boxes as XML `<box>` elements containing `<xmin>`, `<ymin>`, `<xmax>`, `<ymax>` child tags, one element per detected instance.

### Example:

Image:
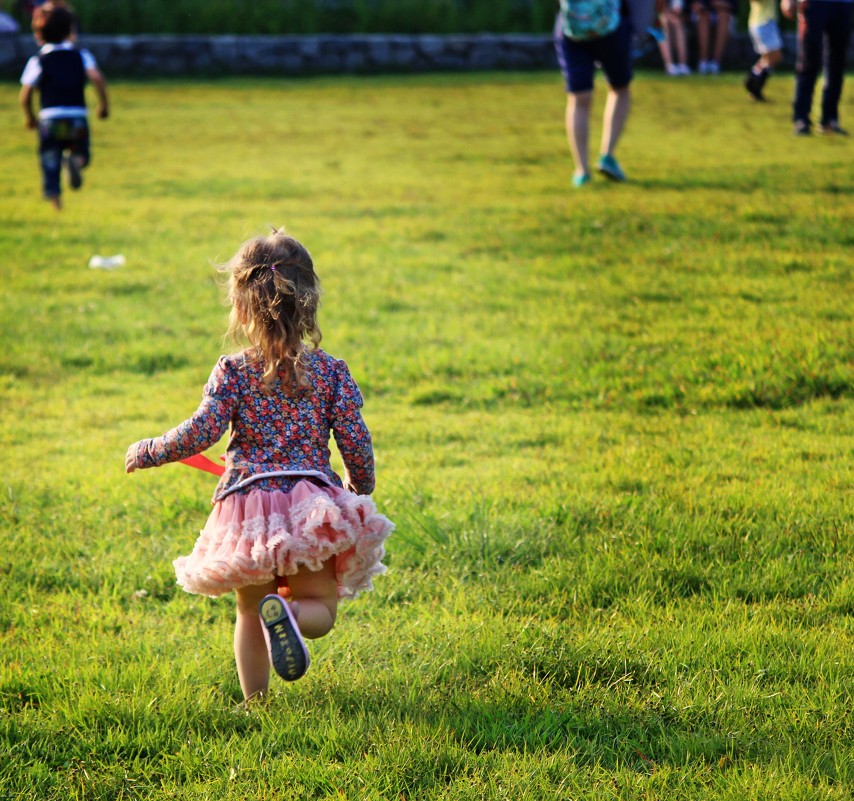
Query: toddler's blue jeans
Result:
<box><xmin>38</xmin><ymin>117</ymin><xmax>90</xmax><ymax>198</ymax></box>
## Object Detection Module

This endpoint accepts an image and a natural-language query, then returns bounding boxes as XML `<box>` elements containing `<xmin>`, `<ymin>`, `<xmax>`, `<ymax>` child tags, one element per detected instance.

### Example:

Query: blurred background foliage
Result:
<box><xmin>10</xmin><ymin>0</ymin><xmax>561</xmax><ymax>35</ymax></box>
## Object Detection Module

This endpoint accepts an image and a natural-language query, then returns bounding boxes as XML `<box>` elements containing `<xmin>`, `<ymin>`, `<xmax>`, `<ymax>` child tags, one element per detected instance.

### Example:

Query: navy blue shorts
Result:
<box><xmin>691</xmin><ymin>0</ymin><xmax>737</xmax><ymax>14</ymax></box>
<box><xmin>554</xmin><ymin>14</ymin><xmax>633</xmax><ymax>94</ymax></box>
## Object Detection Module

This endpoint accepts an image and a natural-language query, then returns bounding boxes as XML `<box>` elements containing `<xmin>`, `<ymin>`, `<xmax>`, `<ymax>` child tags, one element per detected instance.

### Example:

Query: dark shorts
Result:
<box><xmin>554</xmin><ymin>15</ymin><xmax>634</xmax><ymax>94</ymax></box>
<box><xmin>691</xmin><ymin>0</ymin><xmax>738</xmax><ymax>15</ymax></box>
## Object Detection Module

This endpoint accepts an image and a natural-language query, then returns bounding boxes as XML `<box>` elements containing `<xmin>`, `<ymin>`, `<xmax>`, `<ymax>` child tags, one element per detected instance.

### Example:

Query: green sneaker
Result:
<box><xmin>597</xmin><ymin>154</ymin><xmax>626</xmax><ymax>182</ymax></box>
<box><xmin>572</xmin><ymin>172</ymin><xmax>591</xmax><ymax>188</ymax></box>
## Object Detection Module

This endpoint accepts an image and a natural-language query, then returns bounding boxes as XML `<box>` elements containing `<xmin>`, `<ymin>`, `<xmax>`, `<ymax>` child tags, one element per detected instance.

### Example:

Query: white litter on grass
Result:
<box><xmin>89</xmin><ymin>254</ymin><xmax>126</xmax><ymax>270</ymax></box>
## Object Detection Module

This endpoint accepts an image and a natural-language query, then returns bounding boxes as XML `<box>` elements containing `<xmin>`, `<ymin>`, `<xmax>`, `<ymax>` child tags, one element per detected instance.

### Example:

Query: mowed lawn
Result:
<box><xmin>0</xmin><ymin>72</ymin><xmax>851</xmax><ymax>800</ymax></box>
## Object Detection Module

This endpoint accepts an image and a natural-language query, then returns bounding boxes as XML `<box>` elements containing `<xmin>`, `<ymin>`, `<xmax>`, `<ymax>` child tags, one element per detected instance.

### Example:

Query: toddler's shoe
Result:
<box><xmin>572</xmin><ymin>172</ymin><xmax>591</xmax><ymax>188</ymax></box>
<box><xmin>744</xmin><ymin>72</ymin><xmax>765</xmax><ymax>102</ymax></box>
<box><xmin>64</xmin><ymin>155</ymin><xmax>83</xmax><ymax>190</ymax></box>
<box><xmin>259</xmin><ymin>594</ymin><xmax>310</xmax><ymax>681</ymax></box>
<box><xmin>793</xmin><ymin>119</ymin><xmax>811</xmax><ymax>136</ymax></box>
<box><xmin>596</xmin><ymin>154</ymin><xmax>626</xmax><ymax>182</ymax></box>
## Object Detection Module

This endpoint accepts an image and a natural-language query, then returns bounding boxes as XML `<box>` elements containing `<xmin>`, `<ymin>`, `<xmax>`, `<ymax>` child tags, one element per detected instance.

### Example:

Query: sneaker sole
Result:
<box><xmin>259</xmin><ymin>594</ymin><xmax>310</xmax><ymax>681</ymax></box>
<box><xmin>597</xmin><ymin>166</ymin><xmax>626</xmax><ymax>182</ymax></box>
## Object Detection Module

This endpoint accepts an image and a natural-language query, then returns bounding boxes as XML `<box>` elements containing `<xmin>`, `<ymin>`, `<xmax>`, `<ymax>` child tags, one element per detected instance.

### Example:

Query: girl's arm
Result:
<box><xmin>330</xmin><ymin>362</ymin><xmax>376</xmax><ymax>495</ymax></box>
<box><xmin>126</xmin><ymin>358</ymin><xmax>238</xmax><ymax>473</ymax></box>
<box><xmin>333</xmin><ymin>409</ymin><xmax>376</xmax><ymax>495</ymax></box>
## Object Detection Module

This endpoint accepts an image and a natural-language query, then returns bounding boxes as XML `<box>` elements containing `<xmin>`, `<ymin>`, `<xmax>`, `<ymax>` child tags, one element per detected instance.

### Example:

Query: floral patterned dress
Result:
<box><xmin>133</xmin><ymin>349</ymin><xmax>393</xmax><ymax>599</ymax></box>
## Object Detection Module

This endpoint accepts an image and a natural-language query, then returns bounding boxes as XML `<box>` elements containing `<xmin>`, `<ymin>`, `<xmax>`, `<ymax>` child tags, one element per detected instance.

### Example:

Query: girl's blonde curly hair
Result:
<box><xmin>223</xmin><ymin>229</ymin><xmax>321</xmax><ymax>393</ymax></box>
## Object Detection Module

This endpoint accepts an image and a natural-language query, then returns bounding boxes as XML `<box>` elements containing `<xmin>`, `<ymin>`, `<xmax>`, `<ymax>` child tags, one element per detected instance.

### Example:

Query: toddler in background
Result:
<box><xmin>744</xmin><ymin>0</ymin><xmax>783</xmax><ymax>101</ymax></box>
<box><xmin>19</xmin><ymin>1</ymin><xmax>108</xmax><ymax>209</ymax></box>
<box><xmin>125</xmin><ymin>229</ymin><xmax>393</xmax><ymax>702</ymax></box>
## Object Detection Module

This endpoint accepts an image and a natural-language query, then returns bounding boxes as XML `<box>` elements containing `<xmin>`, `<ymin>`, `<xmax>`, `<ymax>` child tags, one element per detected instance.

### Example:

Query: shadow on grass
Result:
<box><xmin>322</xmin><ymin>672</ymin><xmax>740</xmax><ymax>775</ymax></box>
<box><xmin>318</xmin><ymin>662</ymin><xmax>848</xmax><ymax>792</ymax></box>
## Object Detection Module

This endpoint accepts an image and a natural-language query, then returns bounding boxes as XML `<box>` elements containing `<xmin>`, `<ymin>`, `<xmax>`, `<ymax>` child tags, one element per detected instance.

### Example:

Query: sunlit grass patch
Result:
<box><xmin>0</xmin><ymin>72</ymin><xmax>851</xmax><ymax>799</ymax></box>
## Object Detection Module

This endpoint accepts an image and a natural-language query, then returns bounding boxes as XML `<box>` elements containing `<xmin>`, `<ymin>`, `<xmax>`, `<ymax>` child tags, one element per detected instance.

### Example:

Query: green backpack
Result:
<box><xmin>558</xmin><ymin>0</ymin><xmax>621</xmax><ymax>41</ymax></box>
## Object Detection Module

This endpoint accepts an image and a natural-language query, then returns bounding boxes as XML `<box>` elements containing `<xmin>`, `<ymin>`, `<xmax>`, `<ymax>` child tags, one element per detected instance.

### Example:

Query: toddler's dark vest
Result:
<box><xmin>38</xmin><ymin>48</ymin><xmax>87</xmax><ymax>110</ymax></box>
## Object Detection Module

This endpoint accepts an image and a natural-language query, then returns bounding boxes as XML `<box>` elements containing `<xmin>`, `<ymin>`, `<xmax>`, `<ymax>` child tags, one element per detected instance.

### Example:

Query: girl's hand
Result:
<box><xmin>125</xmin><ymin>443</ymin><xmax>140</xmax><ymax>473</ymax></box>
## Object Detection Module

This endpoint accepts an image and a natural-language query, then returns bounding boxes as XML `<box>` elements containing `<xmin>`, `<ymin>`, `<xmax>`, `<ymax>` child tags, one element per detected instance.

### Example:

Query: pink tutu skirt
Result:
<box><xmin>173</xmin><ymin>480</ymin><xmax>393</xmax><ymax>599</ymax></box>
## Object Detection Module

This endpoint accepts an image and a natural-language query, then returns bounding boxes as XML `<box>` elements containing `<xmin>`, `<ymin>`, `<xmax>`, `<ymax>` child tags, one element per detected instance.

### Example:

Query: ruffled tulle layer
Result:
<box><xmin>173</xmin><ymin>481</ymin><xmax>393</xmax><ymax>599</ymax></box>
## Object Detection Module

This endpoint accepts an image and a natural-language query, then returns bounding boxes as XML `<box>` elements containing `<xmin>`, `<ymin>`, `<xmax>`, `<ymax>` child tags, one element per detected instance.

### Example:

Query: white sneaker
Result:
<box><xmin>707</xmin><ymin>61</ymin><xmax>720</xmax><ymax>75</ymax></box>
<box><xmin>677</xmin><ymin>64</ymin><xmax>691</xmax><ymax>75</ymax></box>
<box><xmin>666</xmin><ymin>64</ymin><xmax>680</xmax><ymax>76</ymax></box>
<box><xmin>698</xmin><ymin>61</ymin><xmax>710</xmax><ymax>74</ymax></box>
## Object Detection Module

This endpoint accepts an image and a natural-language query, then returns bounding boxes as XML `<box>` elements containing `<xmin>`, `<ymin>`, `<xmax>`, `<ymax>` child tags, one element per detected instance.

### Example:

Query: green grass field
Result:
<box><xmin>0</xmin><ymin>72</ymin><xmax>852</xmax><ymax>800</ymax></box>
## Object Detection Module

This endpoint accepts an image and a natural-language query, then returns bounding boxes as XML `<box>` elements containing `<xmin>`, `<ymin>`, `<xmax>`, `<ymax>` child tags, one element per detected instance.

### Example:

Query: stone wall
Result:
<box><xmin>0</xmin><ymin>31</ymin><xmax>815</xmax><ymax>79</ymax></box>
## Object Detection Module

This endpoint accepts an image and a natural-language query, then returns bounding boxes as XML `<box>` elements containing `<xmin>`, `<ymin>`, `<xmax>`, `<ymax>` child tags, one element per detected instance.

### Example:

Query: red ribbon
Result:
<box><xmin>180</xmin><ymin>454</ymin><xmax>225</xmax><ymax>477</ymax></box>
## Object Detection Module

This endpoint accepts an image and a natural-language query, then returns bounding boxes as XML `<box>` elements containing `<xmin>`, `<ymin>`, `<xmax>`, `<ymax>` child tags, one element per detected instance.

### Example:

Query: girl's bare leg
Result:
<box><xmin>234</xmin><ymin>579</ymin><xmax>278</xmax><ymax>700</ymax></box>
<box><xmin>288</xmin><ymin>557</ymin><xmax>339</xmax><ymax>639</ymax></box>
<box><xmin>234</xmin><ymin>559</ymin><xmax>338</xmax><ymax>699</ymax></box>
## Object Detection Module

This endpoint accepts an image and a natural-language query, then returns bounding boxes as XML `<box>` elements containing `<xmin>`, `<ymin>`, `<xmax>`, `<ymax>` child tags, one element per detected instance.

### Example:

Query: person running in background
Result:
<box><xmin>126</xmin><ymin>229</ymin><xmax>393</xmax><ymax>702</ymax></box>
<box><xmin>744</xmin><ymin>0</ymin><xmax>783</xmax><ymax>101</ymax></box>
<box><xmin>19</xmin><ymin>1</ymin><xmax>108</xmax><ymax>209</ymax></box>
<box><xmin>783</xmin><ymin>0</ymin><xmax>852</xmax><ymax>134</ymax></box>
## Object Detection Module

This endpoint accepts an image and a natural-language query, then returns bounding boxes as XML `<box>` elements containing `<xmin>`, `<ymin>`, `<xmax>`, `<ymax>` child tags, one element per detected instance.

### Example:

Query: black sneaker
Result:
<box><xmin>793</xmin><ymin>120</ymin><xmax>811</xmax><ymax>136</ymax></box>
<box><xmin>817</xmin><ymin>121</ymin><xmax>849</xmax><ymax>136</ymax></box>
<box><xmin>259</xmin><ymin>594</ymin><xmax>310</xmax><ymax>681</ymax></box>
<box><xmin>744</xmin><ymin>72</ymin><xmax>765</xmax><ymax>102</ymax></box>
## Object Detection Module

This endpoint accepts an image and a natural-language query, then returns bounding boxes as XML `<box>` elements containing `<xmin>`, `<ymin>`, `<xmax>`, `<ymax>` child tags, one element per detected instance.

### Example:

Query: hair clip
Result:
<box><xmin>270</xmin><ymin>264</ymin><xmax>278</xmax><ymax>272</ymax></box>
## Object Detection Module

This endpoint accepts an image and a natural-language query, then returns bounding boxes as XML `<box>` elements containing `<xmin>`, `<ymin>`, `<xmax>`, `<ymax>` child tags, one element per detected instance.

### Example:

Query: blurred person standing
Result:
<box><xmin>692</xmin><ymin>0</ymin><xmax>735</xmax><ymax>73</ymax></box>
<box><xmin>554</xmin><ymin>0</ymin><xmax>634</xmax><ymax>186</ymax></box>
<box><xmin>783</xmin><ymin>0</ymin><xmax>853</xmax><ymax>134</ymax></box>
<box><xmin>658</xmin><ymin>0</ymin><xmax>691</xmax><ymax>75</ymax></box>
